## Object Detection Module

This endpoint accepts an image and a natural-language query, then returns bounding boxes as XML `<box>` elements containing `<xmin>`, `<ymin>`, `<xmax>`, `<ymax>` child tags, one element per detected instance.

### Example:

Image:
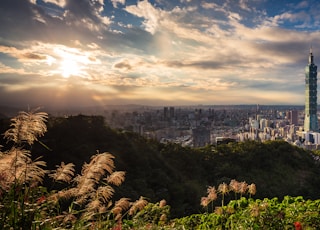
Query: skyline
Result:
<box><xmin>1</xmin><ymin>0</ymin><xmax>320</xmax><ymax>108</ymax></box>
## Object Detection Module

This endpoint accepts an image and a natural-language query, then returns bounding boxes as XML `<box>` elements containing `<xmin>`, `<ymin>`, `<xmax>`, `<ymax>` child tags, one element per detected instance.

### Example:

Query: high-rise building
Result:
<box><xmin>163</xmin><ymin>107</ymin><xmax>168</xmax><ymax>120</ymax></box>
<box><xmin>169</xmin><ymin>106</ymin><xmax>175</xmax><ymax>119</ymax></box>
<box><xmin>290</xmin><ymin>110</ymin><xmax>299</xmax><ymax>126</ymax></box>
<box><xmin>304</xmin><ymin>48</ymin><xmax>318</xmax><ymax>132</ymax></box>
<box><xmin>192</xmin><ymin>127</ymin><xmax>210</xmax><ymax>147</ymax></box>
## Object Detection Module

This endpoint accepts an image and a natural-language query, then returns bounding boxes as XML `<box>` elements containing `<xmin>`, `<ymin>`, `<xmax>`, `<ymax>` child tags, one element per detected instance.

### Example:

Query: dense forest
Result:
<box><xmin>1</xmin><ymin>114</ymin><xmax>320</xmax><ymax>218</ymax></box>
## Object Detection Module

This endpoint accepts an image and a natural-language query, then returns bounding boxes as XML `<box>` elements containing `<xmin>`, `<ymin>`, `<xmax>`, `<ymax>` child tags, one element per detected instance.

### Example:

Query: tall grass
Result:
<box><xmin>0</xmin><ymin>110</ymin><xmax>149</xmax><ymax>229</ymax></box>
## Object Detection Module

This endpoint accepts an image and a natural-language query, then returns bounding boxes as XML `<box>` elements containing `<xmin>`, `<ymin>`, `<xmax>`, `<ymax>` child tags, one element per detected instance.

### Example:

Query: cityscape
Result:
<box><xmin>102</xmin><ymin>104</ymin><xmax>305</xmax><ymax>147</ymax></box>
<box><xmin>2</xmin><ymin>50</ymin><xmax>319</xmax><ymax>150</ymax></box>
<box><xmin>1</xmin><ymin>1</ymin><xmax>320</xmax><ymax>150</ymax></box>
<box><xmin>26</xmin><ymin>49</ymin><xmax>319</xmax><ymax>150</ymax></box>
<box><xmin>101</xmin><ymin>49</ymin><xmax>320</xmax><ymax>149</ymax></box>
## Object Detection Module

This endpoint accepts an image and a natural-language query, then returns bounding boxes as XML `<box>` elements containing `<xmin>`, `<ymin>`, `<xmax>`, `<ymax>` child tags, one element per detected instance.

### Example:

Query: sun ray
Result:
<box><xmin>60</xmin><ymin>58</ymin><xmax>81</xmax><ymax>78</ymax></box>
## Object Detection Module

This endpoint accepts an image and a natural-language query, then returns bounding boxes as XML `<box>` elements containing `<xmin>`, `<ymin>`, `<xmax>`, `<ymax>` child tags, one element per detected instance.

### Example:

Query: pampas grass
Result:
<box><xmin>46</xmin><ymin>150</ymin><xmax>147</xmax><ymax>227</ymax></box>
<box><xmin>239</xmin><ymin>181</ymin><xmax>248</xmax><ymax>197</ymax></box>
<box><xmin>0</xmin><ymin>110</ymin><xmax>48</xmax><ymax>229</ymax></box>
<box><xmin>113</xmin><ymin>198</ymin><xmax>131</xmax><ymax>213</ymax></box>
<box><xmin>49</xmin><ymin>162</ymin><xmax>75</xmax><ymax>183</ymax></box>
<box><xmin>0</xmin><ymin>147</ymin><xmax>46</xmax><ymax>186</ymax></box>
<box><xmin>201</xmin><ymin>179</ymin><xmax>257</xmax><ymax>213</ymax></box>
<box><xmin>218</xmin><ymin>182</ymin><xmax>229</xmax><ymax>207</ymax></box>
<box><xmin>0</xmin><ymin>109</ymin><xmax>151</xmax><ymax>229</ymax></box>
<box><xmin>96</xmin><ymin>185</ymin><xmax>115</xmax><ymax>204</ymax></box>
<box><xmin>248</xmin><ymin>183</ymin><xmax>257</xmax><ymax>198</ymax></box>
<box><xmin>129</xmin><ymin>196</ymin><xmax>148</xmax><ymax>216</ymax></box>
<box><xmin>4</xmin><ymin>109</ymin><xmax>48</xmax><ymax>145</ymax></box>
<box><xmin>207</xmin><ymin>186</ymin><xmax>218</xmax><ymax>201</ymax></box>
<box><xmin>200</xmin><ymin>186</ymin><xmax>218</xmax><ymax>212</ymax></box>
<box><xmin>106</xmin><ymin>171</ymin><xmax>126</xmax><ymax>186</ymax></box>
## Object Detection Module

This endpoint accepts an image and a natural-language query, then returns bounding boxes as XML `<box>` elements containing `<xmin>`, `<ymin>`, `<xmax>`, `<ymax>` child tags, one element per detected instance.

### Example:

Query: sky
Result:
<box><xmin>1</xmin><ymin>0</ymin><xmax>320</xmax><ymax>109</ymax></box>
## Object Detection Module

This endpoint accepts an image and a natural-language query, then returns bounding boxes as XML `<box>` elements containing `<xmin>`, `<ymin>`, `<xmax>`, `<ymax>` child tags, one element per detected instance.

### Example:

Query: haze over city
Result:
<box><xmin>1</xmin><ymin>0</ymin><xmax>320</xmax><ymax>109</ymax></box>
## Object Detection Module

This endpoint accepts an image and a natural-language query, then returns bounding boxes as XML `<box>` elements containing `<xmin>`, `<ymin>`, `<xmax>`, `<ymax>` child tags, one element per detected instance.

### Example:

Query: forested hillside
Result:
<box><xmin>1</xmin><ymin>114</ymin><xmax>320</xmax><ymax>218</ymax></box>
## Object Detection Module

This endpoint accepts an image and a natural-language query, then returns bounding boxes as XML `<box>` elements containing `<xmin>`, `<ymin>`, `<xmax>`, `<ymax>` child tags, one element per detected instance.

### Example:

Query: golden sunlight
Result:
<box><xmin>59</xmin><ymin>58</ymin><xmax>80</xmax><ymax>78</ymax></box>
<box><xmin>54</xmin><ymin>46</ymin><xmax>86</xmax><ymax>78</ymax></box>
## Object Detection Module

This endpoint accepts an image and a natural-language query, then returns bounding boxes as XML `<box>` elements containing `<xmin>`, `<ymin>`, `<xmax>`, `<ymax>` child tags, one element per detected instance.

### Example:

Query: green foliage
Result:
<box><xmin>172</xmin><ymin>196</ymin><xmax>320</xmax><ymax>229</ymax></box>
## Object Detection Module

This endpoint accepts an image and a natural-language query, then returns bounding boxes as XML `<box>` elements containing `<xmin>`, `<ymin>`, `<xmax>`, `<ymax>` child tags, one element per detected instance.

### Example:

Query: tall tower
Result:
<box><xmin>304</xmin><ymin>48</ymin><xmax>318</xmax><ymax>132</ymax></box>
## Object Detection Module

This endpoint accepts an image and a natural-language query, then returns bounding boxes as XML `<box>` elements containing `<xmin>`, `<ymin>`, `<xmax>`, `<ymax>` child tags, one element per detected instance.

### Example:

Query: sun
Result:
<box><xmin>59</xmin><ymin>58</ymin><xmax>81</xmax><ymax>78</ymax></box>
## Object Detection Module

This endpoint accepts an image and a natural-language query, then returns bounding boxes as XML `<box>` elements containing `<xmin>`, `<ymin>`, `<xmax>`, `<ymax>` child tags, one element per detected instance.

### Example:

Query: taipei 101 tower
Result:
<box><xmin>304</xmin><ymin>48</ymin><xmax>318</xmax><ymax>132</ymax></box>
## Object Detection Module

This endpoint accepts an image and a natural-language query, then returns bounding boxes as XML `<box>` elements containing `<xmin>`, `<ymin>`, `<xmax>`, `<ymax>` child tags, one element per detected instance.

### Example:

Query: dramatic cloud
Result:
<box><xmin>0</xmin><ymin>0</ymin><xmax>319</xmax><ymax>108</ymax></box>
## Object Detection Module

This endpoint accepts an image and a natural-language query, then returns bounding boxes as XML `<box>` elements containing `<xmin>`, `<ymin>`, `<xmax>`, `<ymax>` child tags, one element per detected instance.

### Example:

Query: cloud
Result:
<box><xmin>113</xmin><ymin>59</ymin><xmax>133</xmax><ymax>70</ymax></box>
<box><xmin>201</xmin><ymin>2</ymin><xmax>218</xmax><ymax>9</ymax></box>
<box><xmin>125</xmin><ymin>0</ymin><xmax>161</xmax><ymax>34</ymax></box>
<box><xmin>111</xmin><ymin>0</ymin><xmax>126</xmax><ymax>8</ymax></box>
<box><xmin>239</xmin><ymin>0</ymin><xmax>251</xmax><ymax>12</ymax></box>
<box><xmin>42</xmin><ymin>0</ymin><xmax>66</xmax><ymax>8</ymax></box>
<box><xmin>63</xmin><ymin>0</ymin><xmax>112</xmax><ymax>29</ymax></box>
<box><xmin>162</xmin><ymin>59</ymin><xmax>225</xmax><ymax>69</ymax></box>
<box><xmin>22</xmin><ymin>53</ymin><xmax>47</xmax><ymax>60</ymax></box>
<box><xmin>273</xmin><ymin>11</ymin><xmax>310</xmax><ymax>25</ymax></box>
<box><xmin>0</xmin><ymin>0</ymin><xmax>319</xmax><ymax>107</ymax></box>
<box><xmin>294</xmin><ymin>1</ymin><xmax>309</xmax><ymax>9</ymax></box>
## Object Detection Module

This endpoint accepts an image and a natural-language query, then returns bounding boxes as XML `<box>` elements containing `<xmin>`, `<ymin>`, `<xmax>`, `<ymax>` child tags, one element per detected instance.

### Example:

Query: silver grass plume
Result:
<box><xmin>112</xmin><ymin>198</ymin><xmax>131</xmax><ymax>215</ymax></box>
<box><xmin>49</xmin><ymin>162</ymin><xmax>75</xmax><ymax>183</ymax></box>
<box><xmin>105</xmin><ymin>171</ymin><xmax>126</xmax><ymax>186</ymax></box>
<box><xmin>0</xmin><ymin>147</ymin><xmax>46</xmax><ymax>187</ymax></box>
<box><xmin>75</xmin><ymin>152</ymin><xmax>115</xmax><ymax>196</ymax></box>
<box><xmin>129</xmin><ymin>196</ymin><xmax>148</xmax><ymax>216</ymax></box>
<box><xmin>96</xmin><ymin>185</ymin><xmax>114</xmax><ymax>203</ymax></box>
<box><xmin>4</xmin><ymin>109</ymin><xmax>48</xmax><ymax>145</ymax></box>
<box><xmin>248</xmin><ymin>183</ymin><xmax>257</xmax><ymax>196</ymax></box>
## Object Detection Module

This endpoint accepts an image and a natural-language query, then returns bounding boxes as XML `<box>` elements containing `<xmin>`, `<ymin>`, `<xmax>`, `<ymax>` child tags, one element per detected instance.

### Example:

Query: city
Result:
<box><xmin>77</xmin><ymin>49</ymin><xmax>320</xmax><ymax>150</ymax></box>
<box><xmin>102</xmin><ymin>104</ymin><xmax>309</xmax><ymax>148</ymax></box>
<box><xmin>2</xmin><ymin>48</ymin><xmax>318</xmax><ymax>150</ymax></box>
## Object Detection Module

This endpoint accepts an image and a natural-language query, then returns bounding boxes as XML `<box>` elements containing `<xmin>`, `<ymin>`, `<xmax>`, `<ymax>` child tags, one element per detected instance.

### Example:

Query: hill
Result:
<box><xmin>1</xmin><ymin>114</ymin><xmax>320</xmax><ymax>218</ymax></box>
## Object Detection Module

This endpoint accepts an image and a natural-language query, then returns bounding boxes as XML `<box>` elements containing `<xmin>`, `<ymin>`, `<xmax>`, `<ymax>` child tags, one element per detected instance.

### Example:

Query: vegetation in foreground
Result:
<box><xmin>2</xmin><ymin>113</ymin><xmax>317</xmax><ymax>217</ymax></box>
<box><xmin>0</xmin><ymin>110</ymin><xmax>320</xmax><ymax>229</ymax></box>
<box><xmin>0</xmin><ymin>110</ymin><xmax>152</xmax><ymax>229</ymax></box>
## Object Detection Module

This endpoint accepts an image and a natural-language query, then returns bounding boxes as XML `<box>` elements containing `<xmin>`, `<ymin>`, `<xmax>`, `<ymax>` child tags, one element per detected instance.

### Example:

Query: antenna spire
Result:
<box><xmin>309</xmin><ymin>45</ymin><xmax>314</xmax><ymax>64</ymax></box>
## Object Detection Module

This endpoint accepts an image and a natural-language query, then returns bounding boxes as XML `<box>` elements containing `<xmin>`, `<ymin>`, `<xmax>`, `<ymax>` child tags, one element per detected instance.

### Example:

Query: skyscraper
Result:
<box><xmin>289</xmin><ymin>110</ymin><xmax>298</xmax><ymax>126</ymax></box>
<box><xmin>304</xmin><ymin>48</ymin><xmax>318</xmax><ymax>132</ymax></box>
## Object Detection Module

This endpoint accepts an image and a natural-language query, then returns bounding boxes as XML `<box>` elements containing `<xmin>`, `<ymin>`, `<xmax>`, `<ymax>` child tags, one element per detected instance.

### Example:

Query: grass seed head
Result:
<box><xmin>129</xmin><ymin>196</ymin><xmax>148</xmax><ymax>215</ymax></box>
<box><xmin>106</xmin><ymin>171</ymin><xmax>126</xmax><ymax>186</ymax></box>
<box><xmin>229</xmin><ymin>179</ymin><xmax>241</xmax><ymax>193</ymax></box>
<box><xmin>207</xmin><ymin>186</ymin><xmax>217</xmax><ymax>201</ymax></box>
<box><xmin>159</xmin><ymin>199</ymin><xmax>167</xmax><ymax>208</ymax></box>
<box><xmin>200</xmin><ymin>197</ymin><xmax>210</xmax><ymax>207</ymax></box>
<box><xmin>49</xmin><ymin>162</ymin><xmax>75</xmax><ymax>183</ymax></box>
<box><xmin>218</xmin><ymin>182</ymin><xmax>229</xmax><ymax>195</ymax></box>
<box><xmin>239</xmin><ymin>181</ymin><xmax>248</xmax><ymax>195</ymax></box>
<box><xmin>248</xmin><ymin>183</ymin><xmax>257</xmax><ymax>196</ymax></box>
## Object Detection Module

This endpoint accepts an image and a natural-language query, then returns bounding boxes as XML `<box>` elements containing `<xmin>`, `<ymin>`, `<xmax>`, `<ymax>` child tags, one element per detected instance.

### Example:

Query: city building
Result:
<box><xmin>163</xmin><ymin>107</ymin><xmax>169</xmax><ymax>120</ymax></box>
<box><xmin>169</xmin><ymin>107</ymin><xmax>175</xmax><ymax>119</ymax></box>
<box><xmin>289</xmin><ymin>110</ymin><xmax>299</xmax><ymax>126</ymax></box>
<box><xmin>304</xmin><ymin>48</ymin><xmax>318</xmax><ymax>132</ymax></box>
<box><xmin>192</xmin><ymin>127</ymin><xmax>210</xmax><ymax>147</ymax></box>
<box><xmin>163</xmin><ymin>106</ymin><xmax>175</xmax><ymax>121</ymax></box>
